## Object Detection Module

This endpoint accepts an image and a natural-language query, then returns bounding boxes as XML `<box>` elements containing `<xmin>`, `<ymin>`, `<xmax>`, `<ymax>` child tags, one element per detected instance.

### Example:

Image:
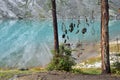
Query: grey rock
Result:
<box><xmin>0</xmin><ymin>0</ymin><xmax>120</xmax><ymax>19</ymax></box>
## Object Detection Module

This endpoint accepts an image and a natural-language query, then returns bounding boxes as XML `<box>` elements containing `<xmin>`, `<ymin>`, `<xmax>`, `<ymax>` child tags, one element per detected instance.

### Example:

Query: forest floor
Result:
<box><xmin>9</xmin><ymin>71</ymin><xmax>120</xmax><ymax>80</ymax></box>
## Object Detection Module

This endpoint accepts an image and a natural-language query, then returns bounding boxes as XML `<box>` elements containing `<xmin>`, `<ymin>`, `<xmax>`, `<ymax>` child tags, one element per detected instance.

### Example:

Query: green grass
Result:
<box><xmin>0</xmin><ymin>68</ymin><xmax>120</xmax><ymax>80</ymax></box>
<box><xmin>83</xmin><ymin>56</ymin><xmax>101</xmax><ymax>65</ymax></box>
<box><xmin>81</xmin><ymin>68</ymin><xmax>101</xmax><ymax>74</ymax></box>
<box><xmin>0</xmin><ymin>68</ymin><xmax>45</xmax><ymax>80</ymax></box>
<box><xmin>0</xmin><ymin>68</ymin><xmax>101</xmax><ymax>80</ymax></box>
<box><xmin>0</xmin><ymin>70</ymin><xmax>32</xmax><ymax>80</ymax></box>
<box><xmin>72</xmin><ymin>68</ymin><xmax>101</xmax><ymax>74</ymax></box>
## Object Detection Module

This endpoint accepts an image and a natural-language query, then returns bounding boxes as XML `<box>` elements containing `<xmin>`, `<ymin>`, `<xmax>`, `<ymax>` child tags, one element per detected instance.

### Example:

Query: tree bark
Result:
<box><xmin>101</xmin><ymin>0</ymin><xmax>111</xmax><ymax>74</ymax></box>
<box><xmin>51</xmin><ymin>0</ymin><xmax>59</xmax><ymax>54</ymax></box>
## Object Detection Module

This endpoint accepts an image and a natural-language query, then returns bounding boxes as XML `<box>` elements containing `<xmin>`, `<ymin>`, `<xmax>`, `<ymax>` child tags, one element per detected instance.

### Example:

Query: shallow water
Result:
<box><xmin>0</xmin><ymin>19</ymin><xmax>120</xmax><ymax>68</ymax></box>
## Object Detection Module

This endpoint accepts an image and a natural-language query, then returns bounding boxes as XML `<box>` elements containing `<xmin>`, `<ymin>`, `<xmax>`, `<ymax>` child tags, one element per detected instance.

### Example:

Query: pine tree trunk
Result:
<box><xmin>51</xmin><ymin>0</ymin><xmax>59</xmax><ymax>54</ymax></box>
<box><xmin>101</xmin><ymin>0</ymin><xmax>111</xmax><ymax>74</ymax></box>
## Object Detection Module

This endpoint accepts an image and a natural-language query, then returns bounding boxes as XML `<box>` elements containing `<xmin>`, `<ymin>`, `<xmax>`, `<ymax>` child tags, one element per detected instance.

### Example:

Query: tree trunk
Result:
<box><xmin>101</xmin><ymin>0</ymin><xmax>111</xmax><ymax>74</ymax></box>
<box><xmin>51</xmin><ymin>0</ymin><xmax>59</xmax><ymax>54</ymax></box>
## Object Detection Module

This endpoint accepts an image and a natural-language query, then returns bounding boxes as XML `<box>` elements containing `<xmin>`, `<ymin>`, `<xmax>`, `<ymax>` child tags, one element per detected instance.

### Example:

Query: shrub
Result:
<box><xmin>47</xmin><ymin>44</ymin><xmax>76</xmax><ymax>71</ymax></box>
<box><xmin>111</xmin><ymin>61</ymin><xmax>120</xmax><ymax>75</ymax></box>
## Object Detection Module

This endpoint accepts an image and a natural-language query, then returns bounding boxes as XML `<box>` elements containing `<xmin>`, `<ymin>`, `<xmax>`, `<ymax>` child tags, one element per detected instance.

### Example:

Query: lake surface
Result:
<box><xmin>0</xmin><ymin>19</ymin><xmax>120</xmax><ymax>68</ymax></box>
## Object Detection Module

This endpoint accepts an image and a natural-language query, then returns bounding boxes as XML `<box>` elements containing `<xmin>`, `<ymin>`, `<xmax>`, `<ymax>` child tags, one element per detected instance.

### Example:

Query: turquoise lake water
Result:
<box><xmin>0</xmin><ymin>19</ymin><xmax>120</xmax><ymax>68</ymax></box>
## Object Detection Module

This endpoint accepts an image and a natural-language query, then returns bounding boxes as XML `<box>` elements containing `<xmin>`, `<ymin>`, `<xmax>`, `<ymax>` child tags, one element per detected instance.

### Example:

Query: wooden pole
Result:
<box><xmin>101</xmin><ymin>0</ymin><xmax>111</xmax><ymax>74</ymax></box>
<box><xmin>51</xmin><ymin>0</ymin><xmax>59</xmax><ymax>54</ymax></box>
